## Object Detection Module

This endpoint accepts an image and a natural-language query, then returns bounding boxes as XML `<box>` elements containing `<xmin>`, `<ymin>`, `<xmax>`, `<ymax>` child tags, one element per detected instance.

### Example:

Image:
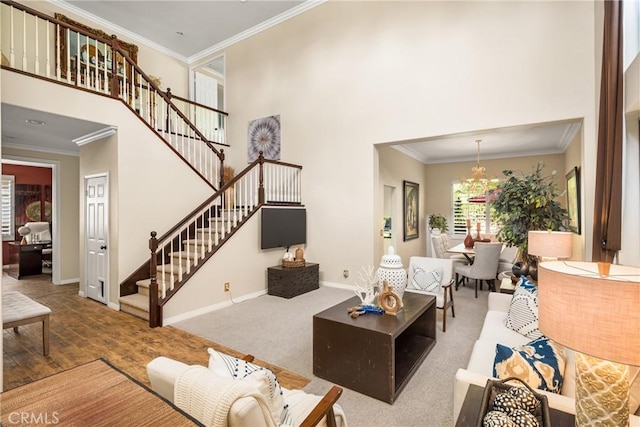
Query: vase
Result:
<box><xmin>464</xmin><ymin>233</ymin><xmax>475</xmax><ymax>249</ymax></box>
<box><xmin>512</xmin><ymin>261</ymin><xmax>529</xmax><ymax>278</ymax></box>
<box><xmin>375</xmin><ymin>246</ymin><xmax>407</xmax><ymax>300</ymax></box>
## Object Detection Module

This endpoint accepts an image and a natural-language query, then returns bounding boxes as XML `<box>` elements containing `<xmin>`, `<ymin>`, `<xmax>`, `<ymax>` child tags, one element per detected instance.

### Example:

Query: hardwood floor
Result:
<box><xmin>2</xmin><ymin>273</ymin><xmax>309</xmax><ymax>392</ymax></box>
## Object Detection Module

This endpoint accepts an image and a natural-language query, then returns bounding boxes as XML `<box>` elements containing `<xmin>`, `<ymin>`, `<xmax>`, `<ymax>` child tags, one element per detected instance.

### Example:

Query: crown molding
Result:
<box><xmin>2</xmin><ymin>141</ymin><xmax>79</xmax><ymax>157</ymax></box>
<box><xmin>73</xmin><ymin>126</ymin><xmax>117</xmax><ymax>146</ymax></box>
<box><xmin>188</xmin><ymin>0</ymin><xmax>327</xmax><ymax>64</ymax></box>
<box><xmin>48</xmin><ymin>0</ymin><xmax>188</xmax><ymax>63</ymax></box>
<box><xmin>391</xmin><ymin>145</ymin><xmax>429</xmax><ymax>164</ymax></box>
<box><xmin>557</xmin><ymin>121</ymin><xmax>581</xmax><ymax>151</ymax></box>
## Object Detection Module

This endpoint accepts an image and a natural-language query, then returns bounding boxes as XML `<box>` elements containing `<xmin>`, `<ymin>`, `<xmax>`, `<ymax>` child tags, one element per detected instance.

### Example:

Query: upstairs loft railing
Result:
<box><xmin>147</xmin><ymin>154</ymin><xmax>303</xmax><ymax>327</ymax></box>
<box><xmin>0</xmin><ymin>0</ymin><xmax>227</xmax><ymax>189</ymax></box>
<box><xmin>166</xmin><ymin>89</ymin><xmax>227</xmax><ymax>145</ymax></box>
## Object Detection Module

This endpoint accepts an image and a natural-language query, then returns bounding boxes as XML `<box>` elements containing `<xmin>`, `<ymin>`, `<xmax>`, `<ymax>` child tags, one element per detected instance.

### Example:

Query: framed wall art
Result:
<box><xmin>403</xmin><ymin>181</ymin><xmax>419</xmax><ymax>241</ymax></box>
<box><xmin>565</xmin><ymin>166</ymin><xmax>581</xmax><ymax>234</ymax></box>
<box><xmin>247</xmin><ymin>115</ymin><xmax>281</xmax><ymax>162</ymax></box>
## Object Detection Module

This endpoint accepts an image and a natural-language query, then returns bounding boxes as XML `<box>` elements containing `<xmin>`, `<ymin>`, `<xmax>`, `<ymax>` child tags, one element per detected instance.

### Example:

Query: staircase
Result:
<box><xmin>1</xmin><ymin>0</ymin><xmax>304</xmax><ymax>327</ymax></box>
<box><xmin>118</xmin><ymin>212</ymin><xmax>236</xmax><ymax>320</ymax></box>
<box><xmin>118</xmin><ymin>157</ymin><xmax>303</xmax><ymax>326</ymax></box>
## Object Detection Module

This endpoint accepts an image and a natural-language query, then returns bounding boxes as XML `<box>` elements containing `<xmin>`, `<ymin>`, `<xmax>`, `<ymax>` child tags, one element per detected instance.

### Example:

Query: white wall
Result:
<box><xmin>1</xmin><ymin>71</ymin><xmax>213</xmax><ymax>306</ymax></box>
<box><xmin>211</xmin><ymin>1</ymin><xmax>598</xmax><ymax>287</ymax></box>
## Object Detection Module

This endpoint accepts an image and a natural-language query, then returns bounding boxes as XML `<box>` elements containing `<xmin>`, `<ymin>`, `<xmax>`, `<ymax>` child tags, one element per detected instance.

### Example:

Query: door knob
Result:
<box><xmin>100</xmin><ymin>245</ymin><xmax>107</xmax><ymax>250</ymax></box>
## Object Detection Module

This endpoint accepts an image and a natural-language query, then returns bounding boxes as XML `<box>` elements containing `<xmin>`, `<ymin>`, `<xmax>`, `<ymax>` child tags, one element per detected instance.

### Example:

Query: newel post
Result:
<box><xmin>109</xmin><ymin>35</ymin><xmax>120</xmax><ymax>98</ymax></box>
<box><xmin>219</xmin><ymin>149</ymin><xmax>226</xmax><ymax>188</ymax></box>
<box><xmin>149</xmin><ymin>231</ymin><xmax>159</xmax><ymax>328</ymax></box>
<box><xmin>258</xmin><ymin>151</ymin><xmax>265</xmax><ymax>204</ymax></box>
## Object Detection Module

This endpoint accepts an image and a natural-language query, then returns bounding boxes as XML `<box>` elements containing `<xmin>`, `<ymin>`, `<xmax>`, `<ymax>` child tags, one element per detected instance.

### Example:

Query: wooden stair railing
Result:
<box><xmin>0</xmin><ymin>0</ymin><xmax>226</xmax><ymax>189</ymax></box>
<box><xmin>166</xmin><ymin>89</ymin><xmax>228</xmax><ymax>145</ymax></box>
<box><xmin>141</xmin><ymin>153</ymin><xmax>303</xmax><ymax>327</ymax></box>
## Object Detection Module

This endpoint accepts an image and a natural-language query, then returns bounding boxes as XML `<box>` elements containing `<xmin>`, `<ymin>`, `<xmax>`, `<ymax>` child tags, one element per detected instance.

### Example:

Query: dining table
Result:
<box><xmin>446</xmin><ymin>242</ymin><xmax>476</xmax><ymax>263</ymax></box>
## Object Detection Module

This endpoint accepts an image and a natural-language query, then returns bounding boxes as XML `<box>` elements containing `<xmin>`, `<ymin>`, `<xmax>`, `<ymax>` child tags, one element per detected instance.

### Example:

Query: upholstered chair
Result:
<box><xmin>24</xmin><ymin>222</ymin><xmax>52</xmax><ymax>268</ymax></box>
<box><xmin>497</xmin><ymin>245</ymin><xmax>519</xmax><ymax>275</ymax></box>
<box><xmin>406</xmin><ymin>257</ymin><xmax>455</xmax><ymax>332</ymax></box>
<box><xmin>454</xmin><ymin>242</ymin><xmax>502</xmax><ymax>298</ymax></box>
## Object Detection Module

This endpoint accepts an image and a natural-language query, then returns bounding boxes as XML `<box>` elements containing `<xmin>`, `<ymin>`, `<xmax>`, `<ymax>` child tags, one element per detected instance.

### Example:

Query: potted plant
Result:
<box><xmin>428</xmin><ymin>214</ymin><xmax>449</xmax><ymax>234</ymax></box>
<box><xmin>489</xmin><ymin>162</ymin><xmax>569</xmax><ymax>273</ymax></box>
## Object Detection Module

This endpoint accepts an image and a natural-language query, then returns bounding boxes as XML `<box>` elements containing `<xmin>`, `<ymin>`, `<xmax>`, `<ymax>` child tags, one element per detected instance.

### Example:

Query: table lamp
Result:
<box><xmin>538</xmin><ymin>261</ymin><xmax>640</xmax><ymax>426</ymax></box>
<box><xmin>527</xmin><ymin>230</ymin><xmax>573</xmax><ymax>280</ymax></box>
<box><xmin>18</xmin><ymin>225</ymin><xmax>31</xmax><ymax>245</ymax></box>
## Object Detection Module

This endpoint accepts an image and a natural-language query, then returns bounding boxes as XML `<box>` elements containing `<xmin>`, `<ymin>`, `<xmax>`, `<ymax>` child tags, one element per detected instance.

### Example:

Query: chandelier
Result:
<box><xmin>464</xmin><ymin>139</ymin><xmax>495</xmax><ymax>203</ymax></box>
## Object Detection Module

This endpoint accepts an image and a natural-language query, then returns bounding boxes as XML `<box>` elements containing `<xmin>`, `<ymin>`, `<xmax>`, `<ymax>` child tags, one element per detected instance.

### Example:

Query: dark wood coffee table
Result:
<box><xmin>313</xmin><ymin>293</ymin><xmax>436</xmax><ymax>403</ymax></box>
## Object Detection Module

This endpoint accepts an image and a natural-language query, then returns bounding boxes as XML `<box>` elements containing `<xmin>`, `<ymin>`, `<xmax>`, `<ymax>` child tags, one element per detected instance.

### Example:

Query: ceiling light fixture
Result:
<box><xmin>25</xmin><ymin>119</ymin><xmax>46</xmax><ymax>125</ymax></box>
<box><xmin>463</xmin><ymin>139</ymin><xmax>497</xmax><ymax>203</ymax></box>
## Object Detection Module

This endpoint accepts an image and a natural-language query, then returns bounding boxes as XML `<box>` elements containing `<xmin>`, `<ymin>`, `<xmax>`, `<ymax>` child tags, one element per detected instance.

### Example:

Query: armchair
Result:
<box><xmin>147</xmin><ymin>353</ymin><xmax>346</xmax><ymax>427</ymax></box>
<box><xmin>406</xmin><ymin>257</ymin><xmax>455</xmax><ymax>332</ymax></box>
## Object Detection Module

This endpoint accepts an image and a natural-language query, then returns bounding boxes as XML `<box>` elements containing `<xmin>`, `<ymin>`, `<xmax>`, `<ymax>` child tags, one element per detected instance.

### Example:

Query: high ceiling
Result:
<box><xmin>63</xmin><ymin>0</ymin><xmax>309</xmax><ymax>60</ymax></box>
<box><xmin>1</xmin><ymin>1</ymin><xmax>582</xmax><ymax>162</ymax></box>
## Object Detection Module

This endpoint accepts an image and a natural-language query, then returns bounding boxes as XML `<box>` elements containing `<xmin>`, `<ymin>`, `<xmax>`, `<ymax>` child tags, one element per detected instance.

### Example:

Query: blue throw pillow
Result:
<box><xmin>493</xmin><ymin>336</ymin><xmax>566</xmax><ymax>394</ymax></box>
<box><xmin>504</xmin><ymin>276</ymin><xmax>542</xmax><ymax>339</ymax></box>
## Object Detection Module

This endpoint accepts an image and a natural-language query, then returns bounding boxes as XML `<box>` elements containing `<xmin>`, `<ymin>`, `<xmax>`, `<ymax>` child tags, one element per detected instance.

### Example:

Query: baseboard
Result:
<box><xmin>321</xmin><ymin>281</ymin><xmax>355</xmax><ymax>291</ymax></box>
<box><xmin>56</xmin><ymin>277</ymin><xmax>80</xmax><ymax>285</ymax></box>
<box><xmin>78</xmin><ymin>290</ymin><xmax>86</xmax><ymax>297</ymax></box>
<box><xmin>163</xmin><ymin>289</ymin><xmax>267</xmax><ymax>325</ymax></box>
<box><xmin>107</xmin><ymin>302</ymin><xmax>120</xmax><ymax>311</ymax></box>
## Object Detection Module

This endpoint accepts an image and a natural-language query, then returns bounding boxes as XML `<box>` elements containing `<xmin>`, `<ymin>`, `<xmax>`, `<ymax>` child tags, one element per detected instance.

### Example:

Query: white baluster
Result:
<box><xmin>9</xmin><ymin>6</ymin><xmax>15</xmax><ymax>67</ymax></box>
<box><xmin>46</xmin><ymin>20</ymin><xmax>50</xmax><ymax>78</ymax></box>
<box><xmin>34</xmin><ymin>15</ymin><xmax>39</xmax><ymax>74</ymax></box>
<box><xmin>22</xmin><ymin>11</ymin><xmax>27</xmax><ymax>70</ymax></box>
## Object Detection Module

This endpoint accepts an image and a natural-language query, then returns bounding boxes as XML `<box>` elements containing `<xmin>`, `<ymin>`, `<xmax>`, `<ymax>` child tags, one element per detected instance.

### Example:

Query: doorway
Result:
<box><xmin>383</xmin><ymin>185</ymin><xmax>396</xmax><ymax>254</ymax></box>
<box><xmin>2</xmin><ymin>157</ymin><xmax>60</xmax><ymax>284</ymax></box>
<box><xmin>84</xmin><ymin>174</ymin><xmax>109</xmax><ymax>304</ymax></box>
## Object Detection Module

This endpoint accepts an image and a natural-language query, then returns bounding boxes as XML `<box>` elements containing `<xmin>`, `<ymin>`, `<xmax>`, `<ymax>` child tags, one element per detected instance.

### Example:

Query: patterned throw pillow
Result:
<box><xmin>493</xmin><ymin>336</ymin><xmax>566</xmax><ymax>393</ymax></box>
<box><xmin>504</xmin><ymin>277</ymin><xmax>542</xmax><ymax>339</ymax></box>
<box><xmin>409</xmin><ymin>267</ymin><xmax>443</xmax><ymax>293</ymax></box>
<box><xmin>207</xmin><ymin>348</ymin><xmax>289</xmax><ymax>425</ymax></box>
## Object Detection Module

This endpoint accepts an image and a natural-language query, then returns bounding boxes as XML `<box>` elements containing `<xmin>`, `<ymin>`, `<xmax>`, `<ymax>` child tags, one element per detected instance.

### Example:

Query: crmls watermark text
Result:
<box><xmin>7</xmin><ymin>412</ymin><xmax>60</xmax><ymax>424</ymax></box>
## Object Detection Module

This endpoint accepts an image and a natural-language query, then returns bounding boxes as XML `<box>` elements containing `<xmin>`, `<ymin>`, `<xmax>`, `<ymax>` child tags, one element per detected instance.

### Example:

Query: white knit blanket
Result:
<box><xmin>174</xmin><ymin>365</ymin><xmax>277</xmax><ymax>427</ymax></box>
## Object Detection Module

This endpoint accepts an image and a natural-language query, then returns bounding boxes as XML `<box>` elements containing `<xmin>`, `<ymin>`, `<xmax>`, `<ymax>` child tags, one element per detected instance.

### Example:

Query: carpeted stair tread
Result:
<box><xmin>119</xmin><ymin>293</ymin><xmax>148</xmax><ymax>309</ymax></box>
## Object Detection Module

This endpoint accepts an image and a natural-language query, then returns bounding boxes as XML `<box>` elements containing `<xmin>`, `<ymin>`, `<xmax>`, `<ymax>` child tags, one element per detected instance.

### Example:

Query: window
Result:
<box><xmin>451</xmin><ymin>181</ymin><xmax>499</xmax><ymax>235</ymax></box>
<box><xmin>2</xmin><ymin>175</ymin><xmax>15</xmax><ymax>241</ymax></box>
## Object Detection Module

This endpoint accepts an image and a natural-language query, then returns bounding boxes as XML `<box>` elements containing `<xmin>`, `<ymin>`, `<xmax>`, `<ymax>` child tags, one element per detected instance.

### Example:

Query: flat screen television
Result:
<box><xmin>261</xmin><ymin>208</ymin><xmax>306</xmax><ymax>250</ymax></box>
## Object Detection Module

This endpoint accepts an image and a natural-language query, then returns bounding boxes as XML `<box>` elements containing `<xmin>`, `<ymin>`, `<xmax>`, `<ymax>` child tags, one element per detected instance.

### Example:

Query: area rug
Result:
<box><xmin>0</xmin><ymin>359</ymin><xmax>201</xmax><ymax>426</ymax></box>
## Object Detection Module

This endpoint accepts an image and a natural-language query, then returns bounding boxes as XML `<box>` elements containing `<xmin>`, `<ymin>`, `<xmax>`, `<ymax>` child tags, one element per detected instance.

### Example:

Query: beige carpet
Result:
<box><xmin>175</xmin><ymin>284</ymin><xmax>489</xmax><ymax>427</ymax></box>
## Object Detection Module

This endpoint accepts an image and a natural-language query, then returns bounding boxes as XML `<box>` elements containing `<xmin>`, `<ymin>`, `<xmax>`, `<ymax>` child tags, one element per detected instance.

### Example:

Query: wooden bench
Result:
<box><xmin>2</xmin><ymin>291</ymin><xmax>51</xmax><ymax>356</ymax></box>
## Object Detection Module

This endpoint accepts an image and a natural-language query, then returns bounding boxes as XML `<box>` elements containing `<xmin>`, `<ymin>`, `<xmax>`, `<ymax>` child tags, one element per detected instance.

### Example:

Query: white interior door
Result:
<box><xmin>85</xmin><ymin>175</ymin><xmax>108</xmax><ymax>304</ymax></box>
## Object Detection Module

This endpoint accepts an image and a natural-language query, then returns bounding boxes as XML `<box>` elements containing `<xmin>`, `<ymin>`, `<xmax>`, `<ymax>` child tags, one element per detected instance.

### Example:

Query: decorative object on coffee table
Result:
<box><xmin>375</xmin><ymin>246</ymin><xmax>407</xmax><ymax>299</ymax></box>
<box><xmin>354</xmin><ymin>266</ymin><xmax>379</xmax><ymax>305</ymax></box>
<box><xmin>378</xmin><ymin>281</ymin><xmax>403</xmax><ymax>316</ymax></box>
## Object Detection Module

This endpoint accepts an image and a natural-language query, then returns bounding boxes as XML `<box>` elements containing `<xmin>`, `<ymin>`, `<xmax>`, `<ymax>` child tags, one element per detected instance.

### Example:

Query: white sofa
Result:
<box><xmin>147</xmin><ymin>356</ymin><xmax>347</xmax><ymax>427</ymax></box>
<box><xmin>453</xmin><ymin>292</ymin><xmax>640</xmax><ymax>425</ymax></box>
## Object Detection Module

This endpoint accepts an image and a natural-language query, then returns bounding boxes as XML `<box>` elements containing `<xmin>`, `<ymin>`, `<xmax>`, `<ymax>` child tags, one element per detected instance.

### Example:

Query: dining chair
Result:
<box><xmin>454</xmin><ymin>242</ymin><xmax>502</xmax><ymax>298</ymax></box>
<box><xmin>406</xmin><ymin>257</ymin><xmax>455</xmax><ymax>332</ymax></box>
<box><xmin>431</xmin><ymin>235</ymin><xmax>468</xmax><ymax>263</ymax></box>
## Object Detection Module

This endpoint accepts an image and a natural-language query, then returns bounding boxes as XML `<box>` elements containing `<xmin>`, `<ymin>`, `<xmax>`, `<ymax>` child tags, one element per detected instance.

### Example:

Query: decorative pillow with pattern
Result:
<box><xmin>207</xmin><ymin>348</ymin><xmax>289</xmax><ymax>425</ymax></box>
<box><xmin>493</xmin><ymin>336</ymin><xmax>566</xmax><ymax>394</ymax></box>
<box><xmin>504</xmin><ymin>276</ymin><xmax>542</xmax><ymax>339</ymax></box>
<box><xmin>409</xmin><ymin>267</ymin><xmax>443</xmax><ymax>293</ymax></box>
